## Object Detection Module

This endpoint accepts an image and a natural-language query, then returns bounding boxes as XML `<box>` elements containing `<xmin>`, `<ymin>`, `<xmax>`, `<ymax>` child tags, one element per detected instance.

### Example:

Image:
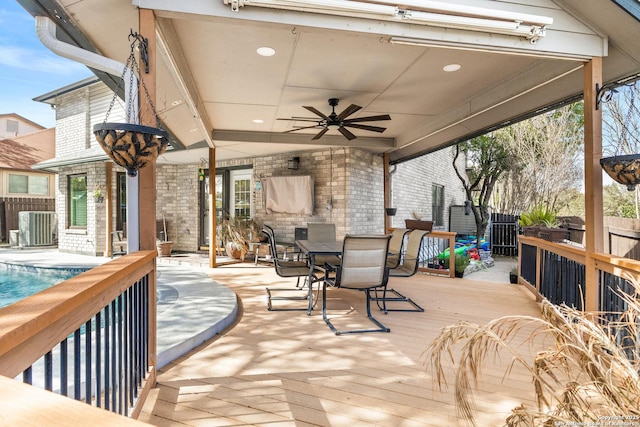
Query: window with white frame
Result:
<box><xmin>68</xmin><ymin>174</ymin><xmax>88</xmax><ymax>228</ymax></box>
<box><xmin>432</xmin><ymin>184</ymin><xmax>444</xmax><ymax>226</ymax></box>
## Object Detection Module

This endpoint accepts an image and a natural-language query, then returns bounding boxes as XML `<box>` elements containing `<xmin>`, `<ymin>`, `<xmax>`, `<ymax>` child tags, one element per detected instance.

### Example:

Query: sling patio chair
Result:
<box><xmin>375</xmin><ymin>229</ymin><xmax>430</xmax><ymax>313</ymax></box>
<box><xmin>386</xmin><ymin>228</ymin><xmax>409</xmax><ymax>269</ymax></box>
<box><xmin>322</xmin><ymin>234</ymin><xmax>392</xmax><ymax>335</ymax></box>
<box><xmin>263</xmin><ymin>226</ymin><xmax>323</xmax><ymax>311</ymax></box>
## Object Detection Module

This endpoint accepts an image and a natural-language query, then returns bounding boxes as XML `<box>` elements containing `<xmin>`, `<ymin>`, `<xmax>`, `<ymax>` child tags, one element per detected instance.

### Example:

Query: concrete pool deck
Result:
<box><xmin>0</xmin><ymin>247</ymin><xmax>238</xmax><ymax>369</ymax></box>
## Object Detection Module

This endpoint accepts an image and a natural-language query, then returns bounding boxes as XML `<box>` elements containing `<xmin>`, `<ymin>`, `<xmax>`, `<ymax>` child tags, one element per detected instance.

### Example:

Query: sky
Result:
<box><xmin>0</xmin><ymin>2</ymin><xmax>93</xmax><ymax>128</ymax></box>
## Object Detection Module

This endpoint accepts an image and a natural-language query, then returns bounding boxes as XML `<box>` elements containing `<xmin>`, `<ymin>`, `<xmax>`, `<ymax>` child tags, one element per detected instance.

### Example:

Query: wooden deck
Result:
<box><xmin>139</xmin><ymin>263</ymin><xmax>545</xmax><ymax>426</ymax></box>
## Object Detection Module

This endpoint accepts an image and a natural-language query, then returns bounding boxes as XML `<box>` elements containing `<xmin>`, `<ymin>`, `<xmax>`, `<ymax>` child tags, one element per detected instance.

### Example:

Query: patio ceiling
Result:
<box><xmin>18</xmin><ymin>0</ymin><xmax>640</xmax><ymax>164</ymax></box>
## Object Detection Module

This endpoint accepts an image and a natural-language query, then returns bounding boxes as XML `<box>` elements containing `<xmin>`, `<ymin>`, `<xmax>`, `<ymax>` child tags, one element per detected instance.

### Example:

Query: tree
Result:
<box><xmin>492</xmin><ymin>103</ymin><xmax>584</xmax><ymax>215</ymax></box>
<box><xmin>453</xmin><ymin>134</ymin><xmax>511</xmax><ymax>250</ymax></box>
<box><xmin>603</xmin><ymin>183</ymin><xmax>637</xmax><ymax>218</ymax></box>
<box><xmin>602</xmin><ymin>82</ymin><xmax>640</xmax><ymax>217</ymax></box>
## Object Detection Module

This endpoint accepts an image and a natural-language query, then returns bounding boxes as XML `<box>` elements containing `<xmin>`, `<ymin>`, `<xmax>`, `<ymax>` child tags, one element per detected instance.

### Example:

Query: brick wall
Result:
<box><xmin>56</xmin><ymin>163</ymin><xmax>103</xmax><ymax>255</ymax></box>
<box><xmin>156</xmin><ymin>164</ymin><xmax>200</xmax><ymax>252</ymax></box>
<box><xmin>251</xmin><ymin>147</ymin><xmax>384</xmax><ymax>242</ymax></box>
<box><xmin>389</xmin><ymin>147</ymin><xmax>466</xmax><ymax>231</ymax></box>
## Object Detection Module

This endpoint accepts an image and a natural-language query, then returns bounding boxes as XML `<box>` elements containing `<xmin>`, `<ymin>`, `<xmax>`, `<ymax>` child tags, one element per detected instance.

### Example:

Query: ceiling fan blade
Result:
<box><xmin>338</xmin><ymin>126</ymin><xmax>357</xmax><ymax>140</ymax></box>
<box><xmin>277</xmin><ymin>117</ymin><xmax>319</xmax><ymax>122</ymax></box>
<box><xmin>311</xmin><ymin>127</ymin><xmax>329</xmax><ymax>140</ymax></box>
<box><xmin>336</xmin><ymin>104</ymin><xmax>362</xmax><ymax>121</ymax></box>
<box><xmin>344</xmin><ymin>123</ymin><xmax>387</xmax><ymax>133</ymax></box>
<box><xmin>303</xmin><ymin>106</ymin><xmax>329</xmax><ymax>120</ymax></box>
<box><xmin>283</xmin><ymin>124</ymin><xmax>322</xmax><ymax>133</ymax></box>
<box><xmin>343</xmin><ymin>114</ymin><xmax>391</xmax><ymax>123</ymax></box>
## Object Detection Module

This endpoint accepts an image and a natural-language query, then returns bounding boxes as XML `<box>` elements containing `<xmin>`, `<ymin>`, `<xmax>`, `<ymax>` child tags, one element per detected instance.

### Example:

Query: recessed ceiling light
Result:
<box><xmin>443</xmin><ymin>64</ymin><xmax>462</xmax><ymax>72</ymax></box>
<box><xmin>253</xmin><ymin>119</ymin><xmax>264</xmax><ymax>124</ymax></box>
<box><xmin>189</xmin><ymin>128</ymin><xmax>198</xmax><ymax>133</ymax></box>
<box><xmin>257</xmin><ymin>46</ymin><xmax>276</xmax><ymax>57</ymax></box>
<box><xmin>171</xmin><ymin>99</ymin><xmax>183</xmax><ymax>106</ymax></box>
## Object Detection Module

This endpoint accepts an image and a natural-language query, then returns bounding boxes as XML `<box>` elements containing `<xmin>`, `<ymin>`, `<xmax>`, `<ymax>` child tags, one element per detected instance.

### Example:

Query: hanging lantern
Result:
<box><xmin>94</xmin><ymin>30</ymin><xmax>168</xmax><ymax>177</ymax></box>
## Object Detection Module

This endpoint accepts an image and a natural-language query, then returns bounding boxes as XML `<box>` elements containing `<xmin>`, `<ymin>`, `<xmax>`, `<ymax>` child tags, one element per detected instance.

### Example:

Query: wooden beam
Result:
<box><xmin>583</xmin><ymin>57</ymin><xmax>603</xmax><ymax>312</ymax></box>
<box><xmin>105</xmin><ymin>162</ymin><xmax>112</xmax><ymax>256</ymax></box>
<box><xmin>138</xmin><ymin>9</ymin><xmax>158</xmax><ymax>251</ymax></box>
<box><xmin>209</xmin><ymin>148</ymin><xmax>217</xmax><ymax>268</ymax></box>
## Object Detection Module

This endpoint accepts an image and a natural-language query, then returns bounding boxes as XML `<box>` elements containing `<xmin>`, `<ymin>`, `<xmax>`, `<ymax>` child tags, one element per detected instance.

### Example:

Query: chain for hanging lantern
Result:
<box><xmin>93</xmin><ymin>30</ymin><xmax>168</xmax><ymax>177</ymax></box>
<box><xmin>599</xmin><ymin>78</ymin><xmax>640</xmax><ymax>191</ymax></box>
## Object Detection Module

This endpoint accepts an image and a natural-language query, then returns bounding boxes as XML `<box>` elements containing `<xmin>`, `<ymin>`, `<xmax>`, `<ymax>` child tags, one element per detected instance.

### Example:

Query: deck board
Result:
<box><xmin>139</xmin><ymin>264</ymin><xmax>546</xmax><ymax>426</ymax></box>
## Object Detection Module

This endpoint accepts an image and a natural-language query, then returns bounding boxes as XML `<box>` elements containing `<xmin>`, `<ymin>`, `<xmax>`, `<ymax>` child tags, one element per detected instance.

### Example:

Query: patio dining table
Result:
<box><xmin>295</xmin><ymin>239</ymin><xmax>343</xmax><ymax>315</ymax></box>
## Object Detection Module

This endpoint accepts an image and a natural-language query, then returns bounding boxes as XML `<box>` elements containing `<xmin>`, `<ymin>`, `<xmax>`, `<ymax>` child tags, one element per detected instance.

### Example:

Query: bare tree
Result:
<box><xmin>602</xmin><ymin>82</ymin><xmax>640</xmax><ymax>218</ymax></box>
<box><xmin>492</xmin><ymin>103</ymin><xmax>584</xmax><ymax>214</ymax></box>
<box><xmin>453</xmin><ymin>134</ymin><xmax>511</xmax><ymax>250</ymax></box>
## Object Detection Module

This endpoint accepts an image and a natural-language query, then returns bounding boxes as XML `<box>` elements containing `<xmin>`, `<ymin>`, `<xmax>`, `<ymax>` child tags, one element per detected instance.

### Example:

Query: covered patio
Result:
<box><xmin>4</xmin><ymin>0</ymin><xmax>640</xmax><ymax>425</ymax></box>
<box><xmin>139</xmin><ymin>263</ymin><xmax>543</xmax><ymax>426</ymax></box>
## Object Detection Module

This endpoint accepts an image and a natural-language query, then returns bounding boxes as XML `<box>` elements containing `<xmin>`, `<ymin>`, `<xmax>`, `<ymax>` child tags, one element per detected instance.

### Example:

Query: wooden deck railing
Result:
<box><xmin>0</xmin><ymin>250</ymin><xmax>157</xmax><ymax>424</ymax></box>
<box><xmin>417</xmin><ymin>230</ymin><xmax>456</xmax><ymax>278</ymax></box>
<box><xmin>517</xmin><ymin>236</ymin><xmax>640</xmax><ymax>314</ymax></box>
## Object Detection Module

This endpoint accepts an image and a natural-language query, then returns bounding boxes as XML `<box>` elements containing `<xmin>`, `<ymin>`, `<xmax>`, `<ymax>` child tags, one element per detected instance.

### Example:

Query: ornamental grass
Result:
<box><xmin>424</xmin><ymin>281</ymin><xmax>640</xmax><ymax>427</ymax></box>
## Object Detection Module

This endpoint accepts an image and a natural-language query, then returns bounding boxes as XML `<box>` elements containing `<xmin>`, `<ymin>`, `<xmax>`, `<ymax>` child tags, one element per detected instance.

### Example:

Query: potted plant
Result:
<box><xmin>156</xmin><ymin>214</ymin><xmax>173</xmax><ymax>257</ymax></box>
<box><xmin>93</xmin><ymin>186</ymin><xmax>104</xmax><ymax>204</ymax></box>
<box><xmin>405</xmin><ymin>211</ymin><xmax>434</xmax><ymax>231</ymax></box>
<box><xmin>518</xmin><ymin>205</ymin><xmax>568</xmax><ymax>242</ymax></box>
<box><xmin>509</xmin><ymin>267</ymin><xmax>518</xmax><ymax>284</ymax></box>
<box><xmin>216</xmin><ymin>216</ymin><xmax>263</xmax><ymax>261</ymax></box>
<box><xmin>454</xmin><ymin>254</ymin><xmax>470</xmax><ymax>278</ymax></box>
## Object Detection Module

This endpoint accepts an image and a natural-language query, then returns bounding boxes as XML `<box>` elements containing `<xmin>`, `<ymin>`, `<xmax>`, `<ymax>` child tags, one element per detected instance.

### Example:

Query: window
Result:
<box><xmin>6</xmin><ymin>119</ymin><xmax>18</xmax><ymax>134</ymax></box>
<box><xmin>8</xmin><ymin>174</ymin><xmax>28</xmax><ymax>194</ymax></box>
<box><xmin>8</xmin><ymin>174</ymin><xmax>49</xmax><ymax>195</ymax></box>
<box><xmin>231</xmin><ymin>169</ymin><xmax>252</xmax><ymax>220</ymax></box>
<box><xmin>68</xmin><ymin>174</ymin><xmax>87</xmax><ymax>228</ymax></box>
<box><xmin>432</xmin><ymin>184</ymin><xmax>444</xmax><ymax>227</ymax></box>
<box><xmin>29</xmin><ymin>176</ymin><xmax>49</xmax><ymax>195</ymax></box>
<box><xmin>117</xmin><ymin>173</ymin><xmax>127</xmax><ymax>230</ymax></box>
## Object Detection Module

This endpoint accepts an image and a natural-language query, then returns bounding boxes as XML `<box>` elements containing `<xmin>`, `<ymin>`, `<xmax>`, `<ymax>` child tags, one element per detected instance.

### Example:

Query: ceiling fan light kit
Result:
<box><xmin>278</xmin><ymin>98</ymin><xmax>391</xmax><ymax>140</ymax></box>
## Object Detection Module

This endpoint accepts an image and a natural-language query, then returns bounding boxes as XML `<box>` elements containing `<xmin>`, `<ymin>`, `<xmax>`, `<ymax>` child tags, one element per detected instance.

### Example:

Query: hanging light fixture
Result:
<box><xmin>93</xmin><ymin>30</ymin><xmax>168</xmax><ymax>177</ymax></box>
<box><xmin>288</xmin><ymin>157</ymin><xmax>300</xmax><ymax>170</ymax></box>
<box><xmin>598</xmin><ymin>75</ymin><xmax>640</xmax><ymax>191</ymax></box>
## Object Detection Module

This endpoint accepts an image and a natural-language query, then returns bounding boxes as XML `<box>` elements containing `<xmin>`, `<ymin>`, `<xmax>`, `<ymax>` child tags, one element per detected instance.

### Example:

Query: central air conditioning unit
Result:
<box><xmin>18</xmin><ymin>211</ymin><xmax>58</xmax><ymax>247</ymax></box>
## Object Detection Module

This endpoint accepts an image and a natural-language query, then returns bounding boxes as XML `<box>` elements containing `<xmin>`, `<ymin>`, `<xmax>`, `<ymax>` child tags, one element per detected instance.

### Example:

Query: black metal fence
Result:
<box><xmin>539</xmin><ymin>250</ymin><xmax>586</xmax><ymax>310</ymax></box>
<box><xmin>491</xmin><ymin>213</ymin><xmax>519</xmax><ymax>256</ymax></box>
<box><xmin>22</xmin><ymin>274</ymin><xmax>151</xmax><ymax>416</ymax></box>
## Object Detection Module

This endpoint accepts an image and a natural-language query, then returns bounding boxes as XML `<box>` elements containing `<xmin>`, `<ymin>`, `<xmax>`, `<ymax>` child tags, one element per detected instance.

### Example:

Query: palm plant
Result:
<box><xmin>424</xmin><ymin>281</ymin><xmax>640</xmax><ymax>426</ymax></box>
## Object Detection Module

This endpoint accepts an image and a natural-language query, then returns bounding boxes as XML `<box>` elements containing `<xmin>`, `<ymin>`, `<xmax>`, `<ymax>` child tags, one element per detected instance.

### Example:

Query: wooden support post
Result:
<box><xmin>209</xmin><ymin>148</ymin><xmax>217</xmax><ymax>268</ymax></box>
<box><xmin>138</xmin><ymin>9</ymin><xmax>158</xmax><ymax>251</ymax></box>
<box><xmin>105</xmin><ymin>162</ymin><xmax>112</xmax><ymax>257</ymax></box>
<box><xmin>383</xmin><ymin>153</ymin><xmax>391</xmax><ymax>233</ymax></box>
<box><xmin>584</xmin><ymin>57</ymin><xmax>604</xmax><ymax>312</ymax></box>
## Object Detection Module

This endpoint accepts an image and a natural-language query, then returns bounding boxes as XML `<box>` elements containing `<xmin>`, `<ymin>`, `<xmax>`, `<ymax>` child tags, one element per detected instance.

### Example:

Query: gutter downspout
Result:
<box><xmin>35</xmin><ymin>16</ymin><xmax>141</xmax><ymax>252</ymax></box>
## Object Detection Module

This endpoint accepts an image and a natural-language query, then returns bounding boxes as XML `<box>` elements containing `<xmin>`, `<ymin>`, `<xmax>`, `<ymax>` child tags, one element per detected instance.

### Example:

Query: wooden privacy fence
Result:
<box><xmin>0</xmin><ymin>197</ymin><xmax>55</xmax><ymax>243</ymax></box>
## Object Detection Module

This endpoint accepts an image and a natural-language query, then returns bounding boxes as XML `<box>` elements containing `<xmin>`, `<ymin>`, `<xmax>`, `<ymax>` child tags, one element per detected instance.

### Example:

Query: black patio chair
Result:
<box><xmin>264</xmin><ymin>225</ymin><xmax>322</xmax><ymax>311</ymax></box>
<box><xmin>376</xmin><ymin>229</ymin><xmax>430</xmax><ymax>312</ymax></box>
<box><xmin>322</xmin><ymin>234</ymin><xmax>392</xmax><ymax>335</ymax></box>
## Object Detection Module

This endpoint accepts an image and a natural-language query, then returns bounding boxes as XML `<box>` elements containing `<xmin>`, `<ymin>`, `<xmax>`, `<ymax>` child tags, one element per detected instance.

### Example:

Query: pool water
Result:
<box><xmin>0</xmin><ymin>269</ymin><xmax>78</xmax><ymax>308</ymax></box>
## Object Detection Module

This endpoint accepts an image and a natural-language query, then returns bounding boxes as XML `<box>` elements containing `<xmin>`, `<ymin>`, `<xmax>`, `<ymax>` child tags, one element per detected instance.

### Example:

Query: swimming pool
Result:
<box><xmin>0</xmin><ymin>267</ymin><xmax>81</xmax><ymax>308</ymax></box>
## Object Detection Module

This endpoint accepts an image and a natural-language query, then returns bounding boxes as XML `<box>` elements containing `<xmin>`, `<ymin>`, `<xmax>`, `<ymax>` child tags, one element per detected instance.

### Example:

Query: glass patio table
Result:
<box><xmin>294</xmin><ymin>239</ymin><xmax>343</xmax><ymax>315</ymax></box>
